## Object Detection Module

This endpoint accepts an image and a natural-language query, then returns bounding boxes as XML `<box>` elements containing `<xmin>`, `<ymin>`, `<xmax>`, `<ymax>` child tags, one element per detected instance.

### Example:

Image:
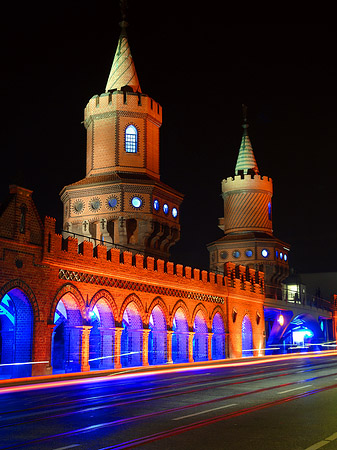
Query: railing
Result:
<box><xmin>62</xmin><ymin>230</ymin><xmax>137</xmax><ymax>254</ymax></box>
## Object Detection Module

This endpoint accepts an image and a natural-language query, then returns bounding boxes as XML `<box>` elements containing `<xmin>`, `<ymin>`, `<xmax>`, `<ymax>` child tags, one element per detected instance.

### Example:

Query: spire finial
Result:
<box><xmin>119</xmin><ymin>0</ymin><xmax>128</xmax><ymax>34</ymax></box>
<box><xmin>120</xmin><ymin>0</ymin><xmax>128</xmax><ymax>21</ymax></box>
<box><xmin>242</xmin><ymin>104</ymin><xmax>248</xmax><ymax>129</ymax></box>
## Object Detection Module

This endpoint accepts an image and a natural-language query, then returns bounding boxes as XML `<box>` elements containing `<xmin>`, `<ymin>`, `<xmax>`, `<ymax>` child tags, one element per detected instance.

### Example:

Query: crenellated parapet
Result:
<box><xmin>84</xmin><ymin>90</ymin><xmax>162</xmax><ymax>129</ymax></box>
<box><xmin>43</xmin><ymin>217</ymin><xmax>264</xmax><ymax>301</ymax></box>
<box><xmin>222</xmin><ymin>173</ymin><xmax>273</xmax><ymax>195</ymax></box>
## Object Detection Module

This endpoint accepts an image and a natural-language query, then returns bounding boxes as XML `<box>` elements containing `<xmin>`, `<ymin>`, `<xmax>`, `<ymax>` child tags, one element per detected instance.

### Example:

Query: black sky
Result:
<box><xmin>1</xmin><ymin>4</ymin><xmax>336</xmax><ymax>273</ymax></box>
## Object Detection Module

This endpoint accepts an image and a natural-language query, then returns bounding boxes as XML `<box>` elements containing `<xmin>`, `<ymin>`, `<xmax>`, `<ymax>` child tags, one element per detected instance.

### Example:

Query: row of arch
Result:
<box><xmin>0</xmin><ymin>284</ymin><xmax>255</xmax><ymax>378</ymax></box>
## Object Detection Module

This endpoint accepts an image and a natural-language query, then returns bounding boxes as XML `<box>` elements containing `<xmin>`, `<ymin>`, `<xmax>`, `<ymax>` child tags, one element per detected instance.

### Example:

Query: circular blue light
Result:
<box><xmin>172</xmin><ymin>207</ymin><xmax>178</xmax><ymax>218</ymax></box>
<box><xmin>163</xmin><ymin>203</ymin><xmax>169</xmax><ymax>214</ymax></box>
<box><xmin>153</xmin><ymin>199</ymin><xmax>159</xmax><ymax>211</ymax></box>
<box><xmin>131</xmin><ymin>196</ymin><xmax>142</xmax><ymax>208</ymax></box>
<box><xmin>261</xmin><ymin>249</ymin><xmax>269</xmax><ymax>258</ymax></box>
<box><xmin>284</xmin><ymin>254</ymin><xmax>288</xmax><ymax>261</ymax></box>
<box><xmin>233</xmin><ymin>250</ymin><xmax>240</xmax><ymax>258</ymax></box>
<box><xmin>108</xmin><ymin>197</ymin><xmax>117</xmax><ymax>208</ymax></box>
<box><xmin>280</xmin><ymin>252</ymin><xmax>283</xmax><ymax>260</ymax></box>
<box><xmin>245</xmin><ymin>249</ymin><xmax>253</xmax><ymax>257</ymax></box>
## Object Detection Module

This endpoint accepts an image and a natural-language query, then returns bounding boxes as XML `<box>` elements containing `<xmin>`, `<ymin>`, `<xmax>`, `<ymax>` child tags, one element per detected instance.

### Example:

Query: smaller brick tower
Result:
<box><xmin>207</xmin><ymin>106</ymin><xmax>289</xmax><ymax>298</ymax></box>
<box><xmin>60</xmin><ymin>19</ymin><xmax>183</xmax><ymax>260</ymax></box>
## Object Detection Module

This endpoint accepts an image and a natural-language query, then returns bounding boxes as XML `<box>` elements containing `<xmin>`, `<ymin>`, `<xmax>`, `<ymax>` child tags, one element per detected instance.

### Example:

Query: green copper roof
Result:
<box><xmin>105</xmin><ymin>21</ymin><xmax>141</xmax><ymax>93</ymax></box>
<box><xmin>235</xmin><ymin>122</ymin><xmax>259</xmax><ymax>175</ymax></box>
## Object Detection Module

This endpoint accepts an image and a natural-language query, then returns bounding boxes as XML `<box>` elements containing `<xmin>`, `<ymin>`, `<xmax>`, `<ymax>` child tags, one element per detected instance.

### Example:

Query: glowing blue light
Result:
<box><xmin>153</xmin><ymin>199</ymin><xmax>159</xmax><ymax>211</ymax></box>
<box><xmin>261</xmin><ymin>249</ymin><xmax>269</xmax><ymax>258</ymax></box>
<box><xmin>163</xmin><ymin>204</ymin><xmax>169</xmax><ymax>214</ymax></box>
<box><xmin>280</xmin><ymin>252</ymin><xmax>283</xmax><ymax>260</ymax></box>
<box><xmin>108</xmin><ymin>197</ymin><xmax>117</xmax><ymax>208</ymax></box>
<box><xmin>245</xmin><ymin>250</ymin><xmax>253</xmax><ymax>257</ymax></box>
<box><xmin>131</xmin><ymin>196</ymin><xmax>142</xmax><ymax>208</ymax></box>
<box><xmin>284</xmin><ymin>254</ymin><xmax>288</xmax><ymax>261</ymax></box>
<box><xmin>233</xmin><ymin>250</ymin><xmax>240</xmax><ymax>258</ymax></box>
<box><xmin>172</xmin><ymin>207</ymin><xmax>178</xmax><ymax>218</ymax></box>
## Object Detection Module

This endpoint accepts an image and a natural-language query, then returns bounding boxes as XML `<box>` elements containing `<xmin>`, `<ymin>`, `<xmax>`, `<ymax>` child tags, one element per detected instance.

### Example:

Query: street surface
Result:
<box><xmin>1</xmin><ymin>353</ymin><xmax>337</xmax><ymax>449</ymax></box>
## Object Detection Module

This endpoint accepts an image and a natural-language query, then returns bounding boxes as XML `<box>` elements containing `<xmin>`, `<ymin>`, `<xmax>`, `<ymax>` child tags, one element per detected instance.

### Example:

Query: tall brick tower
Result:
<box><xmin>60</xmin><ymin>19</ymin><xmax>183</xmax><ymax>260</ymax></box>
<box><xmin>207</xmin><ymin>106</ymin><xmax>289</xmax><ymax>297</ymax></box>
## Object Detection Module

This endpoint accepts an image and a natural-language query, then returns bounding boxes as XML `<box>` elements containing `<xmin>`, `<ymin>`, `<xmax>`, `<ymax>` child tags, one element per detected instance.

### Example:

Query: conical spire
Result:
<box><xmin>235</xmin><ymin>105</ymin><xmax>259</xmax><ymax>175</ymax></box>
<box><xmin>105</xmin><ymin>21</ymin><xmax>141</xmax><ymax>93</ymax></box>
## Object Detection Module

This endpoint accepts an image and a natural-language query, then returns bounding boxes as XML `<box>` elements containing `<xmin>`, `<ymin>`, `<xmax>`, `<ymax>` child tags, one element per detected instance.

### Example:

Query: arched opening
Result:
<box><xmin>172</xmin><ymin>307</ymin><xmax>189</xmax><ymax>363</ymax></box>
<box><xmin>193</xmin><ymin>310</ymin><xmax>208</xmax><ymax>362</ymax></box>
<box><xmin>51</xmin><ymin>294</ymin><xmax>83</xmax><ymax>373</ymax></box>
<box><xmin>88</xmin><ymin>298</ymin><xmax>115</xmax><ymax>370</ymax></box>
<box><xmin>212</xmin><ymin>312</ymin><xmax>226</xmax><ymax>360</ymax></box>
<box><xmin>148</xmin><ymin>305</ymin><xmax>167</xmax><ymax>365</ymax></box>
<box><xmin>125</xmin><ymin>124</ymin><xmax>138</xmax><ymax>153</ymax></box>
<box><xmin>121</xmin><ymin>302</ymin><xmax>143</xmax><ymax>367</ymax></box>
<box><xmin>0</xmin><ymin>289</ymin><xmax>33</xmax><ymax>379</ymax></box>
<box><xmin>242</xmin><ymin>315</ymin><xmax>253</xmax><ymax>357</ymax></box>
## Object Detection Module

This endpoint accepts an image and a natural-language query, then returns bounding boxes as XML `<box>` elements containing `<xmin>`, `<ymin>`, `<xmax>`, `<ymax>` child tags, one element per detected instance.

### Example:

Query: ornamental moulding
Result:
<box><xmin>58</xmin><ymin>269</ymin><xmax>225</xmax><ymax>304</ymax></box>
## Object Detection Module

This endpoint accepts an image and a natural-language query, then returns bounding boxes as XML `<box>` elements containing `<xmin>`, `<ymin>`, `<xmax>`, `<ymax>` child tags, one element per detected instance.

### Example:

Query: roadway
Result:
<box><xmin>1</xmin><ymin>353</ymin><xmax>337</xmax><ymax>449</ymax></box>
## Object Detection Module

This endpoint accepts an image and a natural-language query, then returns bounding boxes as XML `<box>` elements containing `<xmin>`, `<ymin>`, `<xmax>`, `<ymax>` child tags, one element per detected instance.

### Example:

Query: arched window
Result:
<box><xmin>125</xmin><ymin>125</ymin><xmax>138</xmax><ymax>153</ymax></box>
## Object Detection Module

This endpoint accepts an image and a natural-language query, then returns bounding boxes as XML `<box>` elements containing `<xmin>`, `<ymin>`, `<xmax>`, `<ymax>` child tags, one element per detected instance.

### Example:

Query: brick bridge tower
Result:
<box><xmin>60</xmin><ymin>20</ymin><xmax>183</xmax><ymax>260</ymax></box>
<box><xmin>207</xmin><ymin>106</ymin><xmax>290</xmax><ymax>298</ymax></box>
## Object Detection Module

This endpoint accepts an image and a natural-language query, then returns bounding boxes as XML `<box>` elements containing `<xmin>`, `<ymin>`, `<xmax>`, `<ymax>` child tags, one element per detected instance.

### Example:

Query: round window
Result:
<box><xmin>245</xmin><ymin>249</ymin><xmax>253</xmax><ymax>257</ymax></box>
<box><xmin>233</xmin><ymin>250</ymin><xmax>240</xmax><ymax>258</ymax></box>
<box><xmin>220</xmin><ymin>251</ymin><xmax>228</xmax><ymax>260</ymax></box>
<box><xmin>107</xmin><ymin>197</ymin><xmax>118</xmax><ymax>208</ymax></box>
<box><xmin>163</xmin><ymin>203</ymin><xmax>169</xmax><ymax>214</ymax></box>
<box><xmin>261</xmin><ymin>249</ymin><xmax>269</xmax><ymax>258</ymax></box>
<box><xmin>90</xmin><ymin>199</ymin><xmax>101</xmax><ymax>211</ymax></box>
<box><xmin>172</xmin><ymin>207</ymin><xmax>178</xmax><ymax>218</ymax></box>
<box><xmin>131</xmin><ymin>196</ymin><xmax>142</xmax><ymax>208</ymax></box>
<box><xmin>74</xmin><ymin>200</ymin><xmax>84</xmax><ymax>213</ymax></box>
<box><xmin>153</xmin><ymin>199</ymin><xmax>159</xmax><ymax>211</ymax></box>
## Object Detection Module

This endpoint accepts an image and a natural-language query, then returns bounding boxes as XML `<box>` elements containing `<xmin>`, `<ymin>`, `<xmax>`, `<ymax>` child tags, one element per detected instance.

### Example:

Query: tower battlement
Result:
<box><xmin>222</xmin><ymin>174</ymin><xmax>273</xmax><ymax>195</ymax></box>
<box><xmin>84</xmin><ymin>91</ymin><xmax>162</xmax><ymax>128</ymax></box>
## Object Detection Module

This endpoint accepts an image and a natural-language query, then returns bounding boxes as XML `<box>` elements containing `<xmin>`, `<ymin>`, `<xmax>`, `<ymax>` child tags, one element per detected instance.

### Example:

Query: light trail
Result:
<box><xmin>1</xmin><ymin>350</ymin><xmax>336</xmax><ymax>395</ymax></box>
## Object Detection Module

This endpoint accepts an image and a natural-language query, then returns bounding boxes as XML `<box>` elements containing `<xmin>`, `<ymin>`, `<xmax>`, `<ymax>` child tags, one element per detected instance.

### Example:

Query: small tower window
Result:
<box><xmin>125</xmin><ymin>125</ymin><xmax>138</xmax><ymax>153</ymax></box>
<box><xmin>268</xmin><ymin>202</ymin><xmax>272</xmax><ymax>221</ymax></box>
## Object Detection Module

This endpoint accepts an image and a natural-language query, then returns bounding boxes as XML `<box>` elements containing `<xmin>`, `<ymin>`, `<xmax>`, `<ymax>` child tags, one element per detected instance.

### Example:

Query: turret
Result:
<box><xmin>60</xmin><ymin>17</ymin><xmax>183</xmax><ymax>261</ymax></box>
<box><xmin>207</xmin><ymin>106</ymin><xmax>289</xmax><ymax>298</ymax></box>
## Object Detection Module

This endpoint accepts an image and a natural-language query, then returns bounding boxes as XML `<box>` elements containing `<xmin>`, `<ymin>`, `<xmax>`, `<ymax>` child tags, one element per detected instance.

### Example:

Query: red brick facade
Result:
<box><xmin>0</xmin><ymin>186</ymin><xmax>265</xmax><ymax>377</ymax></box>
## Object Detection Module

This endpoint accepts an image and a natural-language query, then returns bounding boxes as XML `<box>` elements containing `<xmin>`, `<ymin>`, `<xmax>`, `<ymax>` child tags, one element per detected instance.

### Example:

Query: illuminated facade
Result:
<box><xmin>0</xmin><ymin>23</ymin><xmax>266</xmax><ymax>379</ymax></box>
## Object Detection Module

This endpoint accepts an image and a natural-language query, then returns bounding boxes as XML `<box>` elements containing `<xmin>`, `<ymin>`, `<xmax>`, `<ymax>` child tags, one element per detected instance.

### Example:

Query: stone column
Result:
<box><xmin>114</xmin><ymin>327</ymin><xmax>123</xmax><ymax>369</ymax></box>
<box><xmin>79</xmin><ymin>325</ymin><xmax>92</xmax><ymax>372</ymax></box>
<box><xmin>188</xmin><ymin>331</ymin><xmax>195</xmax><ymax>363</ymax></box>
<box><xmin>166</xmin><ymin>330</ymin><xmax>173</xmax><ymax>364</ymax></box>
<box><xmin>207</xmin><ymin>332</ymin><xmax>214</xmax><ymax>361</ymax></box>
<box><xmin>142</xmin><ymin>329</ymin><xmax>151</xmax><ymax>366</ymax></box>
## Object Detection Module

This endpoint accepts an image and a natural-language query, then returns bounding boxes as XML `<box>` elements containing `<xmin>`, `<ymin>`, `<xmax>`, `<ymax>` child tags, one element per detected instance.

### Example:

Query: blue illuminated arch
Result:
<box><xmin>0</xmin><ymin>288</ymin><xmax>34</xmax><ymax>379</ymax></box>
<box><xmin>125</xmin><ymin>124</ymin><xmax>138</xmax><ymax>153</ymax></box>
<box><xmin>212</xmin><ymin>311</ymin><xmax>226</xmax><ymax>360</ymax></box>
<box><xmin>148</xmin><ymin>304</ymin><xmax>167</xmax><ymax>365</ymax></box>
<box><xmin>242</xmin><ymin>314</ymin><xmax>253</xmax><ymax>357</ymax></box>
<box><xmin>172</xmin><ymin>307</ymin><xmax>189</xmax><ymax>363</ymax></box>
<box><xmin>193</xmin><ymin>310</ymin><xmax>208</xmax><ymax>362</ymax></box>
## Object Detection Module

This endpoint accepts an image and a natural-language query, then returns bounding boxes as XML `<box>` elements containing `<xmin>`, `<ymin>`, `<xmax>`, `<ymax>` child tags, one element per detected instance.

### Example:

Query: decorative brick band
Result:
<box><xmin>59</xmin><ymin>269</ymin><xmax>225</xmax><ymax>304</ymax></box>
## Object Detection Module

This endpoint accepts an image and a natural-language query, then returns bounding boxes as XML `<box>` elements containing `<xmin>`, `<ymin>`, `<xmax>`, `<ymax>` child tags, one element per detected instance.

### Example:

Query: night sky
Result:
<box><xmin>1</xmin><ymin>4</ymin><xmax>336</xmax><ymax>274</ymax></box>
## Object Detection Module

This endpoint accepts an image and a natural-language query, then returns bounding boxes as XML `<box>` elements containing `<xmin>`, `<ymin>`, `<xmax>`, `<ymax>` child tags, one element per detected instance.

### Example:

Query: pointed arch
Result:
<box><xmin>0</xmin><ymin>279</ymin><xmax>39</xmax><ymax>322</ymax></box>
<box><xmin>49</xmin><ymin>283</ymin><xmax>86</xmax><ymax>323</ymax></box>
<box><xmin>191</xmin><ymin>303</ymin><xmax>210</xmax><ymax>330</ymax></box>
<box><xmin>210</xmin><ymin>306</ymin><xmax>227</xmax><ymax>331</ymax></box>
<box><xmin>147</xmin><ymin>297</ymin><xmax>169</xmax><ymax>327</ymax></box>
<box><xmin>119</xmin><ymin>293</ymin><xmax>146</xmax><ymax>325</ymax></box>
<box><xmin>89</xmin><ymin>289</ymin><xmax>118</xmax><ymax>324</ymax></box>
<box><xmin>242</xmin><ymin>314</ymin><xmax>253</xmax><ymax>357</ymax></box>
<box><xmin>170</xmin><ymin>300</ymin><xmax>191</xmax><ymax>329</ymax></box>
